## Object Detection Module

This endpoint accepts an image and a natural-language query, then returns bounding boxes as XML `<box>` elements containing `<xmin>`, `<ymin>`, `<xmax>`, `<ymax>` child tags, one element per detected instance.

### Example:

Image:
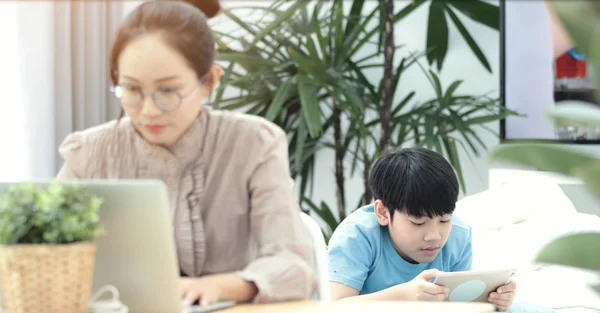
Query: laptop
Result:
<box><xmin>0</xmin><ymin>180</ymin><xmax>235</xmax><ymax>313</ymax></box>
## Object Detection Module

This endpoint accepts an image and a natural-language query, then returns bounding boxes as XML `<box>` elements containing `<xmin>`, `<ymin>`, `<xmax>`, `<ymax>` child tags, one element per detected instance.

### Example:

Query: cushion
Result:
<box><xmin>455</xmin><ymin>178</ymin><xmax>600</xmax><ymax>310</ymax></box>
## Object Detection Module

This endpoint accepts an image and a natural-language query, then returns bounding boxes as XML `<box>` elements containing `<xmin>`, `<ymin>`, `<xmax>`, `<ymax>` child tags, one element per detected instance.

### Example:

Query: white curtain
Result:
<box><xmin>0</xmin><ymin>1</ymin><xmax>124</xmax><ymax>181</ymax></box>
<box><xmin>0</xmin><ymin>2</ymin><xmax>31</xmax><ymax>181</ymax></box>
<box><xmin>53</xmin><ymin>1</ymin><xmax>124</xmax><ymax>173</ymax></box>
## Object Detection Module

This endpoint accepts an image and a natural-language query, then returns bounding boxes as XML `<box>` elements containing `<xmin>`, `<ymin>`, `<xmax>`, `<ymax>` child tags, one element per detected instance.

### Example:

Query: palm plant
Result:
<box><xmin>347</xmin><ymin>61</ymin><xmax>516</xmax><ymax>206</ymax></box>
<box><xmin>212</xmin><ymin>0</ymin><xmax>514</xmax><ymax>240</ymax></box>
<box><xmin>490</xmin><ymin>1</ymin><xmax>600</xmax><ymax>295</ymax></box>
<box><xmin>422</xmin><ymin>0</ymin><xmax>499</xmax><ymax>72</ymax></box>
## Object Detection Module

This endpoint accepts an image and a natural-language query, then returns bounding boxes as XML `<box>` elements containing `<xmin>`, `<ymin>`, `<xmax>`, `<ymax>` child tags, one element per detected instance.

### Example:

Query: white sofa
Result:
<box><xmin>455</xmin><ymin>176</ymin><xmax>600</xmax><ymax>312</ymax></box>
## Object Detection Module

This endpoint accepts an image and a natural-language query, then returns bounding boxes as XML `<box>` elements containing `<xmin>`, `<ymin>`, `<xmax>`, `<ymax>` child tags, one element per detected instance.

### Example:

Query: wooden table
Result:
<box><xmin>221</xmin><ymin>300</ymin><xmax>496</xmax><ymax>313</ymax></box>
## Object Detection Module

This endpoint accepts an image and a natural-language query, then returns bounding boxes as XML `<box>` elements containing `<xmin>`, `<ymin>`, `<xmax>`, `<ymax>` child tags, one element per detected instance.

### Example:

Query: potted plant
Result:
<box><xmin>0</xmin><ymin>183</ymin><xmax>104</xmax><ymax>313</ymax></box>
<box><xmin>213</xmin><ymin>0</ymin><xmax>512</xmax><ymax>240</ymax></box>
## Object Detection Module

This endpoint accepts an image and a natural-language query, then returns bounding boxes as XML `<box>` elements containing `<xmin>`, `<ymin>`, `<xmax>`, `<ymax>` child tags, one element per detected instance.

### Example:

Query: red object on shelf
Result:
<box><xmin>556</xmin><ymin>52</ymin><xmax>587</xmax><ymax>78</ymax></box>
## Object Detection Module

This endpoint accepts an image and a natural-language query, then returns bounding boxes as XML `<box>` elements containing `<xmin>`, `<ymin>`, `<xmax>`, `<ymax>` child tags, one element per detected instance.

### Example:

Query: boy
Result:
<box><xmin>327</xmin><ymin>147</ymin><xmax>516</xmax><ymax>311</ymax></box>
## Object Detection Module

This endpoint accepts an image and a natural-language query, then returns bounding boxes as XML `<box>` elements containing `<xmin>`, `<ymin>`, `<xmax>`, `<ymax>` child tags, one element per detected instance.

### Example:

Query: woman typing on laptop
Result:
<box><xmin>56</xmin><ymin>0</ymin><xmax>316</xmax><ymax>307</ymax></box>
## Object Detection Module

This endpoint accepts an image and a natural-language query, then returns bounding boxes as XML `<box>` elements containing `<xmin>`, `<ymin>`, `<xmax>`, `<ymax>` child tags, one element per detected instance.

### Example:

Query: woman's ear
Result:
<box><xmin>373</xmin><ymin>200</ymin><xmax>391</xmax><ymax>226</ymax></box>
<box><xmin>201</xmin><ymin>65</ymin><xmax>223</xmax><ymax>99</ymax></box>
<box><xmin>209</xmin><ymin>64</ymin><xmax>223</xmax><ymax>87</ymax></box>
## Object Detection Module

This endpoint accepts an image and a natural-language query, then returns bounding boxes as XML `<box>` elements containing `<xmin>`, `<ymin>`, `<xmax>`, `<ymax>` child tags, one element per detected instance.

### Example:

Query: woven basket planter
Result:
<box><xmin>0</xmin><ymin>242</ymin><xmax>96</xmax><ymax>313</ymax></box>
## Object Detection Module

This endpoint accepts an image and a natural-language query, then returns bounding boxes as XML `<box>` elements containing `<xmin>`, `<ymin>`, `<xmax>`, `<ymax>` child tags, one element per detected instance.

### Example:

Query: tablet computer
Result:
<box><xmin>432</xmin><ymin>269</ymin><xmax>516</xmax><ymax>302</ymax></box>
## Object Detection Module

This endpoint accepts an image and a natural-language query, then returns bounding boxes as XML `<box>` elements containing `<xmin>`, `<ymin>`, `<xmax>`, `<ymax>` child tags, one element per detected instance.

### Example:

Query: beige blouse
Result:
<box><xmin>56</xmin><ymin>107</ymin><xmax>317</xmax><ymax>302</ymax></box>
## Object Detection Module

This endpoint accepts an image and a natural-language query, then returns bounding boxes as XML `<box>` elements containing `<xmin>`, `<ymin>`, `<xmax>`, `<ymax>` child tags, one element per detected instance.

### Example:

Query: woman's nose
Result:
<box><xmin>141</xmin><ymin>95</ymin><xmax>162</xmax><ymax>117</ymax></box>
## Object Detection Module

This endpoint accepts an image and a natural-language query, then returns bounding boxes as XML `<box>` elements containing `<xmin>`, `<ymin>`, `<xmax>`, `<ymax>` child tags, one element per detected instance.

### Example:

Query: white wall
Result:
<box><xmin>123</xmin><ymin>1</ymin><xmax>143</xmax><ymax>17</ymax></box>
<box><xmin>503</xmin><ymin>1</ymin><xmax>555</xmax><ymax>140</ymax></box>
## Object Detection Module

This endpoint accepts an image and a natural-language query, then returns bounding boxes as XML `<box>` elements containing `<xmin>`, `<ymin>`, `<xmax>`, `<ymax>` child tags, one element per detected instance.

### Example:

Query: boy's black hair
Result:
<box><xmin>368</xmin><ymin>147</ymin><xmax>459</xmax><ymax>218</ymax></box>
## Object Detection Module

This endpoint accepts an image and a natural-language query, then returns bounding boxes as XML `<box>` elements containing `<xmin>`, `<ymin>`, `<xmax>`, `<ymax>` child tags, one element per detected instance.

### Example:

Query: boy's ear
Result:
<box><xmin>374</xmin><ymin>200</ymin><xmax>391</xmax><ymax>226</ymax></box>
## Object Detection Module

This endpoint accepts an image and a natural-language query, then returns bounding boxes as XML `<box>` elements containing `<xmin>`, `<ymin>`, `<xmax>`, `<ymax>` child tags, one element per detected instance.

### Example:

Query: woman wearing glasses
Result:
<box><xmin>56</xmin><ymin>0</ymin><xmax>316</xmax><ymax>307</ymax></box>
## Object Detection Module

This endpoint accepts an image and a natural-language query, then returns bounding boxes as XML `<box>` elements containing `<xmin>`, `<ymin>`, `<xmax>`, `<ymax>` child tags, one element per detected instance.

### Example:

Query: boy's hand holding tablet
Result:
<box><xmin>488</xmin><ymin>280</ymin><xmax>517</xmax><ymax>311</ymax></box>
<box><xmin>432</xmin><ymin>269</ymin><xmax>517</xmax><ymax>311</ymax></box>
<box><xmin>397</xmin><ymin>269</ymin><xmax>449</xmax><ymax>301</ymax></box>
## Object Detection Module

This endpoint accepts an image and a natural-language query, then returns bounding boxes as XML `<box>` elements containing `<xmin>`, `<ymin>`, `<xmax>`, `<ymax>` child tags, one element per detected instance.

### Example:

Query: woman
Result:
<box><xmin>56</xmin><ymin>0</ymin><xmax>316</xmax><ymax>306</ymax></box>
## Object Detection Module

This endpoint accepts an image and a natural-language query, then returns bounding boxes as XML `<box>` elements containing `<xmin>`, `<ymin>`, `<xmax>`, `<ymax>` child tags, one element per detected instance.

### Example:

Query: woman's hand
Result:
<box><xmin>181</xmin><ymin>276</ymin><xmax>223</xmax><ymax>306</ymax></box>
<box><xmin>180</xmin><ymin>273</ymin><xmax>258</xmax><ymax>307</ymax></box>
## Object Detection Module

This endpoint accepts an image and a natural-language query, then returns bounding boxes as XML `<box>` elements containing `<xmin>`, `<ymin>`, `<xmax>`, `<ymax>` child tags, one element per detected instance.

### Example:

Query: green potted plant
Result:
<box><xmin>0</xmin><ymin>183</ymin><xmax>104</xmax><ymax>313</ymax></box>
<box><xmin>213</xmin><ymin>0</ymin><xmax>512</xmax><ymax>240</ymax></box>
<box><xmin>491</xmin><ymin>1</ymin><xmax>600</xmax><ymax>297</ymax></box>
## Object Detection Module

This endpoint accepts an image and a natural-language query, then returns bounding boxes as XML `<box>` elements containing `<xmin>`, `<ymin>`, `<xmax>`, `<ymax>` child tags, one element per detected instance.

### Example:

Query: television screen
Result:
<box><xmin>500</xmin><ymin>1</ymin><xmax>600</xmax><ymax>142</ymax></box>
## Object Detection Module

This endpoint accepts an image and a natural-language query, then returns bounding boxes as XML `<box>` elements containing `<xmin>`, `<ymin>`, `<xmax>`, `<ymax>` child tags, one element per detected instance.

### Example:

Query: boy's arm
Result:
<box><xmin>330</xmin><ymin>282</ymin><xmax>359</xmax><ymax>299</ymax></box>
<box><xmin>327</xmin><ymin>222</ymin><xmax>373</xmax><ymax>298</ymax></box>
<box><xmin>331</xmin><ymin>270</ymin><xmax>447</xmax><ymax>302</ymax></box>
<box><xmin>331</xmin><ymin>281</ymin><xmax>407</xmax><ymax>301</ymax></box>
<box><xmin>327</xmin><ymin>223</ymin><xmax>446</xmax><ymax>301</ymax></box>
<box><xmin>331</xmin><ymin>281</ymin><xmax>406</xmax><ymax>301</ymax></box>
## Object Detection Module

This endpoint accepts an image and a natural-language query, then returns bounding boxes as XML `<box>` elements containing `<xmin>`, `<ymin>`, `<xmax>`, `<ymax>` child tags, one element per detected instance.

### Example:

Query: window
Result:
<box><xmin>0</xmin><ymin>2</ymin><xmax>28</xmax><ymax>181</ymax></box>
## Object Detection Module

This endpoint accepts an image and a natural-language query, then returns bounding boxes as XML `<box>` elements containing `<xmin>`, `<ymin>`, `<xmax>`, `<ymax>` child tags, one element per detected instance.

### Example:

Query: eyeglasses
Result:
<box><xmin>110</xmin><ymin>81</ymin><xmax>201</xmax><ymax>112</ymax></box>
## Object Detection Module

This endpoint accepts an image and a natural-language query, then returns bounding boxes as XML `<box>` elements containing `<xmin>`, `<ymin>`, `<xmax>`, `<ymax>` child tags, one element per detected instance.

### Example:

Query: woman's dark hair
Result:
<box><xmin>109</xmin><ymin>1</ymin><xmax>216</xmax><ymax>87</ymax></box>
<box><xmin>368</xmin><ymin>147</ymin><xmax>459</xmax><ymax>219</ymax></box>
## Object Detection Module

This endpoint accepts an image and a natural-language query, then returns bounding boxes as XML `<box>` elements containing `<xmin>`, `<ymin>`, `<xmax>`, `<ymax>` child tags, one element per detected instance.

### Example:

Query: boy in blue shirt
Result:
<box><xmin>327</xmin><ymin>147</ymin><xmax>517</xmax><ymax>311</ymax></box>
